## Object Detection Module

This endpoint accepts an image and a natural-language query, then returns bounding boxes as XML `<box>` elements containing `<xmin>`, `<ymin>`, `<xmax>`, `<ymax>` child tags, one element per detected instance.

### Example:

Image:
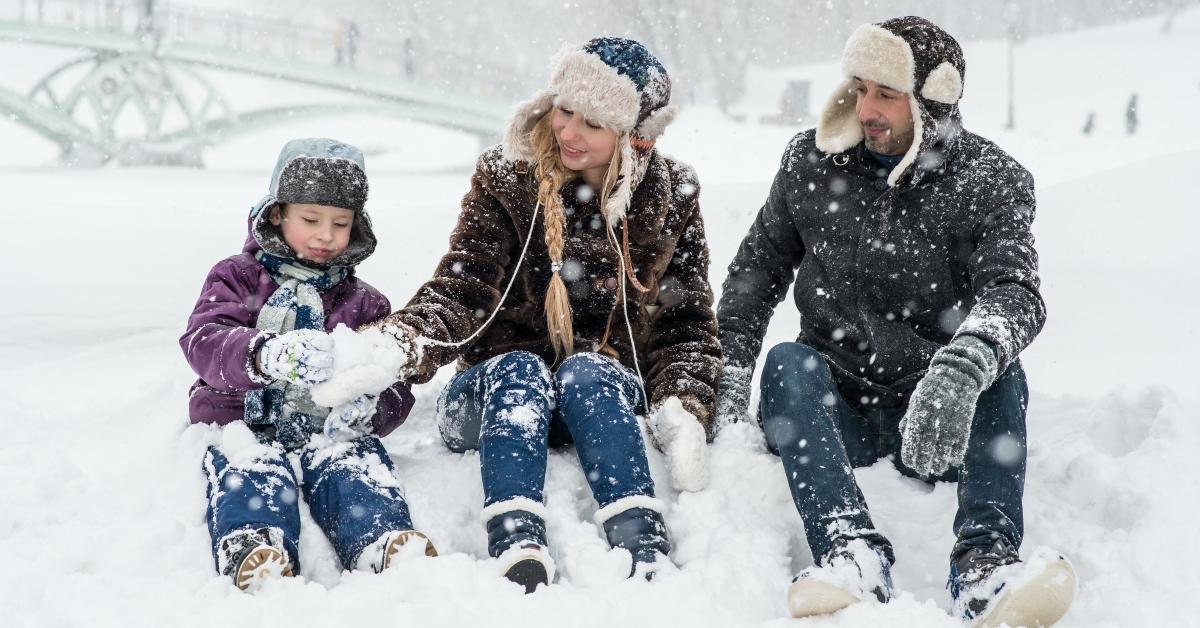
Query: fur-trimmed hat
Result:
<box><xmin>816</xmin><ymin>16</ymin><xmax>966</xmax><ymax>187</ymax></box>
<box><xmin>248</xmin><ymin>138</ymin><xmax>377</xmax><ymax>267</ymax></box>
<box><xmin>503</xmin><ymin>37</ymin><xmax>677</xmax><ymax>222</ymax></box>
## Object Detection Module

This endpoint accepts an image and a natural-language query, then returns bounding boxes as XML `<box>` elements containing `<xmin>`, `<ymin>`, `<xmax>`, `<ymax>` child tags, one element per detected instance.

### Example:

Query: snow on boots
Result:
<box><xmin>787</xmin><ymin>538</ymin><xmax>893</xmax><ymax>618</ymax></box>
<box><xmin>951</xmin><ymin>542</ymin><xmax>1077</xmax><ymax>627</ymax></box>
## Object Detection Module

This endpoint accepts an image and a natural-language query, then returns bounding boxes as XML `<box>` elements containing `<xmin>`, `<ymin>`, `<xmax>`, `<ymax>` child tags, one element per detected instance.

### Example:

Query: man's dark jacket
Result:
<box><xmin>717</xmin><ymin>127</ymin><xmax>1045</xmax><ymax>409</ymax></box>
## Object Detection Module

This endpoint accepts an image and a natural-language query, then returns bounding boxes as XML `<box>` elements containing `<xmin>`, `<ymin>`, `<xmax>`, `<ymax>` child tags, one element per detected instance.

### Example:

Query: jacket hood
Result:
<box><xmin>245</xmin><ymin>138</ymin><xmax>378</xmax><ymax>267</ymax></box>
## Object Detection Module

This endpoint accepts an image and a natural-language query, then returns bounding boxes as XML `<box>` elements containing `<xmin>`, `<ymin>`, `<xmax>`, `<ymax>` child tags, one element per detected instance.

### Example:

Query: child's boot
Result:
<box><xmin>217</xmin><ymin>527</ymin><xmax>295</xmax><ymax>592</ymax></box>
<box><xmin>483</xmin><ymin>498</ymin><xmax>555</xmax><ymax>593</ymax></box>
<box><xmin>356</xmin><ymin>529</ymin><xmax>438</xmax><ymax>573</ymax></box>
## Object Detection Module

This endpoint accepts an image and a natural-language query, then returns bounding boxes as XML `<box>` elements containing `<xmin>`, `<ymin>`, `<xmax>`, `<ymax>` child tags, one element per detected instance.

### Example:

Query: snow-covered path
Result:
<box><xmin>3</xmin><ymin>10</ymin><xmax>1199</xmax><ymax>628</ymax></box>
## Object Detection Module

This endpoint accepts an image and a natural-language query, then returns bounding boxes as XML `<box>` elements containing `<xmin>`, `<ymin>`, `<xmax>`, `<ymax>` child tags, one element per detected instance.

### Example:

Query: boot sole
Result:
<box><xmin>504</xmin><ymin>558</ymin><xmax>549</xmax><ymax>594</ymax></box>
<box><xmin>787</xmin><ymin>578</ymin><xmax>861</xmax><ymax>618</ymax></box>
<box><xmin>976</xmin><ymin>558</ymin><xmax>1077</xmax><ymax>628</ymax></box>
<box><xmin>381</xmin><ymin>530</ymin><xmax>438</xmax><ymax>571</ymax></box>
<box><xmin>235</xmin><ymin>546</ymin><xmax>293</xmax><ymax>591</ymax></box>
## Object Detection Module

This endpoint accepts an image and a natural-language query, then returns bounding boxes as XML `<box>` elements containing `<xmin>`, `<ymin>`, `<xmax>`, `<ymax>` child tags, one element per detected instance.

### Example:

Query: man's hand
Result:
<box><xmin>900</xmin><ymin>335</ymin><xmax>999</xmax><ymax>476</ymax></box>
<box><xmin>715</xmin><ymin>364</ymin><xmax>754</xmax><ymax>424</ymax></box>
<box><xmin>649</xmin><ymin>396</ymin><xmax>710</xmax><ymax>492</ymax></box>
<box><xmin>257</xmin><ymin>329</ymin><xmax>334</xmax><ymax>387</ymax></box>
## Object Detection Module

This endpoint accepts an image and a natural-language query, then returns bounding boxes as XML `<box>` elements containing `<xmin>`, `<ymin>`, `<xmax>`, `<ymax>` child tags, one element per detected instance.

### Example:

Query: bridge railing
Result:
<box><xmin>3</xmin><ymin>0</ymin><xmax>531</xmax><ymax>101</ymax></box>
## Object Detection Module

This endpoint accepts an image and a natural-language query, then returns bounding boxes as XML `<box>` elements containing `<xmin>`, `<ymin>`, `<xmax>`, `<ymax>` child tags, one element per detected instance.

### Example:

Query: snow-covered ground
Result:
<box><xmin>3</xmin><ymin>9</ymin><xmax>1199</xmax><ymax>628</ymax></box>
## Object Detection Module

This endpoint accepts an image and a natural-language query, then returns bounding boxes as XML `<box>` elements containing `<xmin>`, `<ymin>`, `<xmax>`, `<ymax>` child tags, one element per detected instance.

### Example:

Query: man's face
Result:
<box><xmin>854</xmin><ymin>77</ymin><xmax>915</xmax><ymax>155</ymax></box>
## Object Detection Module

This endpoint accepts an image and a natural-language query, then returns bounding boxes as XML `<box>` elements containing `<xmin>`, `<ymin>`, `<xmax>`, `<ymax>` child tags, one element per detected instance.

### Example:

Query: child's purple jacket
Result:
<box><xmin>180</xmin><ymin>233</ymin><xmax>414</xmax><ymax>437</ymax></box>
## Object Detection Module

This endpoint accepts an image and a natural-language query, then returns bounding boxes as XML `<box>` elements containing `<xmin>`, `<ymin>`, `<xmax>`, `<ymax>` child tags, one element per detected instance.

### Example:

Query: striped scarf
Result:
<box><xmin>244</xmin><ymin>251</ymin><xmax>348</xmax><ymax>450</ymax></box>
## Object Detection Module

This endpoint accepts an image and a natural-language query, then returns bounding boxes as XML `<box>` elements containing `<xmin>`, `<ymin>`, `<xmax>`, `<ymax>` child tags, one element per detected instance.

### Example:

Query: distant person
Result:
<box><xmin>346</xmin><ymin>20</ymin><xmax>360</xmax><ymax>68</ymax></box>
<box><xmin>180</xmin><ymin>138</ymin><xmax>435</xmax><ymax>592</ymax></box>
<box><xmin>1126</xmin><ymin>93</ymin><xmax>1139</xmax><ymax>135</ymax></box>
<box><xmin>363</xmin><ymin>37</ymin><xmax>720</xmax><ymax>592</ymax></box>
<box><xmin>716</xmin><ymin>16</ymin><xmax>1077</xmax><ymax>626</ymax></box>
<box><xmin>334</xmin><ymin>19</ymin><xmax>346</xmax><ymax>66</ymax></box>
<box><xmin>1083</xmin><ymin>111</ymin><xmax>1095</xmax><ymax>135</ymax></box>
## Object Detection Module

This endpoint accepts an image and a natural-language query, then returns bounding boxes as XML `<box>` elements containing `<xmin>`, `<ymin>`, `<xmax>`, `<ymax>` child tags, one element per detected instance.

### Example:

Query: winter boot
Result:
<box><xmin>787</xmin><ymin>538</ymin><xmax>893</xmax><ymax>618</ymax></box>
<box><xmin>483</xmin><ymin>498</ymin><xmax>555</xmax><ymax>593</ymax></box>
<box><xmin>951</xmin><ymin>541</ymin><xmax>1076</xmax><ymax>627</ymax></box>
<box><xmin>217</xmin><ymin>527</ymin><xmax>295</xmax><ymax>592</ymax></box>
<box><xmin>355</xmin><ymin>529</ymin><xmax>438</xmax><ymax>573</ymax></box>
<box><xmin>596</xmin><ymin>497</ymin><xmax>673</xmax><ymax>580</ymax></box>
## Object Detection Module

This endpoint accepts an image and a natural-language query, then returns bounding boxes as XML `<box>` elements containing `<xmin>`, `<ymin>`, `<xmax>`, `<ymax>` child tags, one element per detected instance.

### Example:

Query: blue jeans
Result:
<box><xmin>437</xmin><ymin>351</ymin><xmax>654</xmax><ymax>510</ymax></box>
<box><xmin>203</xmin><ymin>431</ymin><xmax>415</xmax><ymax>573</ymax></box>
<box><xmin>759</xmin><ymin>342</ymin><xmax>1027</xmax><ymax>567</ymax></box>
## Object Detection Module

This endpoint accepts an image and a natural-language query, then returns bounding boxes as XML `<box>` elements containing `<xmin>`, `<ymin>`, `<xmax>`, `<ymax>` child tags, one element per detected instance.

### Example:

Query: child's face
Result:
<box><xmin>270</xmin><ymin>203</ymin><xmax>356</xmax><ymax>264</ymax></box>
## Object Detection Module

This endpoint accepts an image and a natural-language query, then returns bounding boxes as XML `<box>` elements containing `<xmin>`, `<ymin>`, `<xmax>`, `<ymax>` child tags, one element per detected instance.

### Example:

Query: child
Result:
<box><xmin>180</xmin><ymin>138</ymin><xmax>435</xmax><ymax>591</ymax></box>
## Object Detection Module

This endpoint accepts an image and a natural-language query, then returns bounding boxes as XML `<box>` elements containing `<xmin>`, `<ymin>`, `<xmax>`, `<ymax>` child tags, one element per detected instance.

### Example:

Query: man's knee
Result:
<box><xmin>762</xmin><ymin>342</ymin><xmax>833</xmax><ymax>388</ymax></box>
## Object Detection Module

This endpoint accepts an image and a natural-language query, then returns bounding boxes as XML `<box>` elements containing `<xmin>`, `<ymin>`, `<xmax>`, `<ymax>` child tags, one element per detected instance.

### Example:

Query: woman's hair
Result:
<box><xmin>528</xmin><ymin>111</ymin><xmax>623</xmax><ymax>357</ymax></box>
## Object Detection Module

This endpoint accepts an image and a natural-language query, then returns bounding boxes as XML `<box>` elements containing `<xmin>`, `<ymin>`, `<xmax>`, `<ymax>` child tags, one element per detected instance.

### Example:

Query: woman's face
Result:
<box><xmin>551</xmin><ymin>105</ymin><xmax>618</xmax><ymax>186</ymax></box>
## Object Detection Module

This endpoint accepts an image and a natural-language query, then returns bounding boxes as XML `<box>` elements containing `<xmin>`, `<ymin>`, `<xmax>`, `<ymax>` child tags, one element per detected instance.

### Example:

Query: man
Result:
<box><xmin>716</xmin><ymin>16</ymin><xmax>1076</xmax><ymax>626</ymax></box>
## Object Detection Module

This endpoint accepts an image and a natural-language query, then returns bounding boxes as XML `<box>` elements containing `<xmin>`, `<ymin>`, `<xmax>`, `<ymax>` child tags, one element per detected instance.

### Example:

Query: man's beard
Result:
<box><xmin>863</xmin><ymin>122</ymin><xmax>915</xmax><ymax>155</ymax></box>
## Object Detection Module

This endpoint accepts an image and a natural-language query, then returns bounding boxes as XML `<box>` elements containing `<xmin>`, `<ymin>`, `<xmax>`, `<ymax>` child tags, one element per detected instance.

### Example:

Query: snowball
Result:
<box><xmin>310</xmin><ymin>324</ymin><xmax>408</xmax><ymax>407</ymax></box>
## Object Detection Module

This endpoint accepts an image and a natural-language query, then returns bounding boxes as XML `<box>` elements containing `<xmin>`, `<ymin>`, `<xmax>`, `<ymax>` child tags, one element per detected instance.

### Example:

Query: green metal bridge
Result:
<box><xmin>0</xmin><ymin>2</ymin><xmax>514</xmax><ymax>165</ymax></box>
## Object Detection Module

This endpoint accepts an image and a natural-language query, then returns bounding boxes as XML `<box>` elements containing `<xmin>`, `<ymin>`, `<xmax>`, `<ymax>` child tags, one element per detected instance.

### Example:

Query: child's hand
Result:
<box><xmin>258</xmin><ymin>329</ymin><xmax>335</xmax><ymax>387</ymax></box>
<box><xmin>310</xmin><ymin>324</ymin><xmax>415</xmax><ymax>407</ymax></box>
<box><xmin>323</xmin><ymin>394</ymin><xmax>379</xmax><ymax>441</ymax></box>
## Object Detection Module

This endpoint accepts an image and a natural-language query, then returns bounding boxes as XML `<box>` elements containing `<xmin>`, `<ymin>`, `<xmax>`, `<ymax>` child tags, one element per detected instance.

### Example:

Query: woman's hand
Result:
<box><xmin>649</xmin><ymin>396</ymin><xmax>710</xmax><ymax>492</ymax></box>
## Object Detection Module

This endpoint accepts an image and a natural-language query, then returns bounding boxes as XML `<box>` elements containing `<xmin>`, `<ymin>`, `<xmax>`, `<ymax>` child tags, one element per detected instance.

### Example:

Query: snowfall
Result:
<box><xmin>3</xmin><ymin>10</ymin><xmax>1199</xmax><ymax>628</ymax></box>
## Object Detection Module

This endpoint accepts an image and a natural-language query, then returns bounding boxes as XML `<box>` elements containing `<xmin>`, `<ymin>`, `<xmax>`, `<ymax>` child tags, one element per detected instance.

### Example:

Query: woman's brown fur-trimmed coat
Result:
<box><xmin>377</xmin><ymin>145</ymin><xmax>723</xmax><ymax>434</ymax></box>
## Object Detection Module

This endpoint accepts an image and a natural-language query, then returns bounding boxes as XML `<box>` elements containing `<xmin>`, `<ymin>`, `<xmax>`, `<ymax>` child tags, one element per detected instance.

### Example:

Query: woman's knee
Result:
<box><xmin>487</xmin><ymin>350</ymin><xmax>554</xmax><ymax>391</ymax></box>
<box><xmin>555</xmin><ymin>352</ymin><xmax>618</xmax><ymax>386</ymax></box>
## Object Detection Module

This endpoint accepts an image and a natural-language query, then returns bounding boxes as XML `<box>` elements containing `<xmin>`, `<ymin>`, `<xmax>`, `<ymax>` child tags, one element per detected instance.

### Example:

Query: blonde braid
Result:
<box><xmin>531</xmin><ymin>114</ymin><xmax>575</xmax><ymax>356</ymax></box>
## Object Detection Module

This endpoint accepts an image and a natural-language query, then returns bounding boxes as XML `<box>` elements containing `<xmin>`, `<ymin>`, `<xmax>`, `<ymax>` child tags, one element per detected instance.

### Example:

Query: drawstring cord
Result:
<box><xmin>413</xmin><ymin>195</ymin><xmax>650</xmax><ymax>412</ymax></box>
<box><xmin>418</xmin><ymin>200</ymin><xmax>542</xmax><ymax>350</ymax></box>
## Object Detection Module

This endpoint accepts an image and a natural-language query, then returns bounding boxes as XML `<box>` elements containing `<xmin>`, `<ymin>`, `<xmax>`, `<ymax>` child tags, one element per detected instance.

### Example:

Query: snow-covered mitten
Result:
<box><xmin>649</xmin><ymin>396</ymin><xmax>710</xmax><ymax>492</ymax></box>
<box><xmin>322</xmin><ymin>394</ymin><xmax>379</xmax><ymax>441</ymax></box>
<box><xmin>787</xmin><ymin>538</ymin><xmax>893</xmax><ymax>618</ymax></box>
<box><xmin>257</xmin><ymin>329</ymin><xmax>334</xmax><ymax>387</ymax></box>
<box><xmin>714</xmin><ymin>363</ymin><xmax>754</xmax><ymax>424</ymax></box>
<box><xmin>900</xmin><ymin>335</ymin><xmax>998</xmax><ymax>477</ymax></box>
<box><xmin>951</xmin><ymin>543</ymin><xmax>1076</xmax><ymax>628</ymax></box>
<box><xmin>310</xmin><ymin>323</ymin><xmax>418</xmax><ymax>408</ymax></box>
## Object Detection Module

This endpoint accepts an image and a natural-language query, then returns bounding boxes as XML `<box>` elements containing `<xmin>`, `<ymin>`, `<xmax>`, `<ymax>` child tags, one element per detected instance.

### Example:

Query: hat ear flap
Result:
<box><xmin>605</xmin><ymin>136</ymin><xmax>635</xmax><ymax>224</ymax></box>
<box><xmin>635</xmin><ymin>104</ymin><xmax>677</xmax><ymax>140</ymax></box>
<box><xmin>920</xmin><ymin>61</ymin><xmax>963</xmax><ymax>105</ymax></box>
<box><xmin>815</xmin><ymin>79</ymin><xmax>863</xmax><ymax>154</ymax></box>
<box><xmin>503</xmin><ymin>89</ymin><xmax>556</xmax><ymax>163</ymax></box>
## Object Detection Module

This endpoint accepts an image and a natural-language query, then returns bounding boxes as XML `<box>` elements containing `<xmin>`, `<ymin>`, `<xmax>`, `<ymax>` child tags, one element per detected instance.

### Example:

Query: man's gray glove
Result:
<box><xmin>715</xmin><ymin>364</ymin><xmax>754</xmax><ymax>424</ymax></box>
<box><xmin>900</xmin><ymin>335</ymin><xmax>999</xmax><ymax>477</ymax></box>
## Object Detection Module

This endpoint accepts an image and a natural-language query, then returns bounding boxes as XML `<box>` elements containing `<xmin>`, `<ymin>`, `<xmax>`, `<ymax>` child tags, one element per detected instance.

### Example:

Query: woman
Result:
<box><xmin>371</xmin><ymin>37</ymin><xmax>721</xmax><ymax>592</ymax></box>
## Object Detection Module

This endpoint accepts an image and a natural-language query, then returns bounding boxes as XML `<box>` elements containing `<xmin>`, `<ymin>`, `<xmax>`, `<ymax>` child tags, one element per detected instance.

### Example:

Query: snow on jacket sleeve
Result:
<box><xmin>357</xmin><ymin>291</ymin><xmax>416</xmax><ymax>437</ymax></box>
<box><xmin>716</xmin><ymin>137</ymin><xmax>807</xmax><ymax>385</ymax></box>
<box><xmin>179</xmin><ymin>257</ymin><xmax>274</xmax><ymax>393</ymax></box>
<box><xmin>954</xmin><ymin>164</ymin><xmax>1046</xmax><ymax>375</ymax></box>
<box><xmin>644</xmin><ymin>181</ymin><xmax>723</xmax><ymax>437</ymax></box>
<box><xmin>372</xmin><ymin>154</ymin><xmax>516</xmax><ymax>383</ymax></box>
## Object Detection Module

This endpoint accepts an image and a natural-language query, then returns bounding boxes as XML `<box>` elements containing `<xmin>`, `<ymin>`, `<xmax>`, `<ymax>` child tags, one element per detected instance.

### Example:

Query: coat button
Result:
<box><xmin>604</xmin><ymin>277</ymin><xmax>618</xmax><ymax>290</ymax></box>
<box><xmin>873</xmin><ymin>179</ymin><xmax>888</xmax><ymax>191</ymax></box>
